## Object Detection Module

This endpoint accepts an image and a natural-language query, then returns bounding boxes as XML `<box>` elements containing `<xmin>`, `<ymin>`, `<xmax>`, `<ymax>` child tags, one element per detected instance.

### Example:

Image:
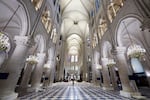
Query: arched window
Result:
<box><xmin>71</xmin><ymin>55</ymin><xmax>78</xmax><ymax>62</ymax></box>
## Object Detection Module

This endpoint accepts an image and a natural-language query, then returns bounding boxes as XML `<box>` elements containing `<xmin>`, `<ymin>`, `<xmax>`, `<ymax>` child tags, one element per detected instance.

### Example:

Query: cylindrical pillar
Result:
<box><xmin>58</xmin><ymin>41</ymin><xmax>66</xmax><ymax>81</ymax></box>
<box><xmin>47</xmin><ymin>46</ymin><xmax>56</xmax><ymax>85</ymax></box>
<box><xmin>95</xmin><ymin>68</ymin><xmax>101</xmax><ymax>86</ymax></box>
<box><xmin>43</xmin><ymin>67</ymin><xmax>51</xmax><ymax>88</ymax></box>
<box><xmin>109</xmin><ymin>66</ymin><xmax>118</xmax><ymax>90</ymax></box>
<box><xmin>30</xmin><ymin>53</ymin><xmax>45</xmax><ymax>91</ymax></box>
<box><xmin>20</xmin><ymin>63</ymin><xmax>36</xmax><ymax>91</ymax></box>
<box><xmin>101</xmin><ymin>57</ymin><xmax>112</xmax><ymax>90</ymax></box>
<box><xmin>0</xmin><ymin>51</ymin><xmax>6</xmax><ymax>67</ymax></box>
<box><xmin>91</xmin><ymin>62</ymin><xmax>96</xmax><ymax>84</ymax></box>
<box><xmin>49</xmin><ymin>58</ymin><xmax>56</xmax><ymax>85</ymax></box>
<box><xmin>116</xmin><ymin>47</ymin><xmax>141</xmax><ymax>97</ymax></box>
<box><xmin>82</xmin><ymin>42</ymin><xmax>88</xmax><ymax>81</ymax></box>
<box><xmin>0</xmin><ymin>36</ymin><xmax>29</xmax><ymax>100</ymax></box>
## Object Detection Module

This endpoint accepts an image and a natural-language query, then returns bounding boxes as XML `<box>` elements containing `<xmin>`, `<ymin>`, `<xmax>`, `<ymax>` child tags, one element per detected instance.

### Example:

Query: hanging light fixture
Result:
<box><xmin>127</xmin><ymin>44</ymin><xmax>146</xmax><ymax>58</ymax></box>
<box><xmin>0</xmin><ymin>5</ymin><xmax>20</xmax><ymax>52</ymax></box>
<box><xmin>0</xmin><ymin>32</ymin><xmax>10</xmax><ymax>52</ymax></box>
<box><xmin>123</xmin><ymin>21</ymin><xmax>146</xmax><ymax>58</ymax></box>
<box><xmin>107</xmin><ymin>58</ymin><xmax>116</xmax><ymax>67</ymax></box>
<box><xmin>26</xmin><ymin>55</ymin><xmax>39</xmax><ymax>64</ymax></box>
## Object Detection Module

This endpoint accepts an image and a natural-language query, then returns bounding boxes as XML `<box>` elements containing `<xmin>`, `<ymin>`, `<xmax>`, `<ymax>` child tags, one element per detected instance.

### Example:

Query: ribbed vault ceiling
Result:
<box><xmin>60</xmin><ymin>0</ymin><xmax>93</xmax><ymax>55</ymax></box>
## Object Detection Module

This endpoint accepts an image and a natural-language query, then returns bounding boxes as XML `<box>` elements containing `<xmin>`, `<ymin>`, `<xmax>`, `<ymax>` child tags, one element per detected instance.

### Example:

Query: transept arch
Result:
<box><xmin>115</xmin><ymin>14</ymin><xmax>143</xmax><ymax>46</ymax></box>
<box><xmin>115</xmin><ymin>17</ymin><xmax>149</xmax><ymax>87</ymax></box>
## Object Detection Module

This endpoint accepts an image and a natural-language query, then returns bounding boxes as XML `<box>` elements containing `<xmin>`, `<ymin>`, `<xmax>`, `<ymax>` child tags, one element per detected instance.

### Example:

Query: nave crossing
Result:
<box><xmin>19</xmin><ymin>82</ymin><xmax>136</xmax><ymax>100</ymax></box>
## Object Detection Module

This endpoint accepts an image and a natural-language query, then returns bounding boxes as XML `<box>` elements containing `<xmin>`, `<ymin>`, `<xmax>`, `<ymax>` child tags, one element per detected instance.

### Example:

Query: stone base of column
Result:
<box><xmin>27</xmin><ymin>87</ymin><xmax>43</xmax><ymax>92</ymax></box>
<box><xmin>93</xmin><ymin>83</ymin><xmax>100</xmax><ymax>87</ymax></box>
<box><xmin>102</xmin><ymin>87</ymin><xmax>114</xmax><ymax>90</ymax></box>
<box><xmin>132</xmin><ymin>95</ymin><xmax>147</xmax><ymax>99</ymax></box>
<box><xmin>18</xmin><ymin>87</ymin><xmax>28</xmax><ymax>96</ymax></box>
<box><xmin>27</xmin><ymin>87</ymin><xmax>36</xmax><ymax>92</ymax></box>
<box><xmin>0</xmin><ymin>92</ymin><xmax>18</xmax><ymax>100</ymax></box>
<box><xmin>120</xmin><ymin>90</ymin><xmax>144</xmax><ymax>99</ymax></box>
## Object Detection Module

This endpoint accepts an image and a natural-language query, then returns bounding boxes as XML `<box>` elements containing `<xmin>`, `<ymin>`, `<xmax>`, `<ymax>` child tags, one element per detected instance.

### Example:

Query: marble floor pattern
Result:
<box><xmin>19</xmin><ymin>82</ymin><xmax>138</xmax><ymax>100</ymax></box>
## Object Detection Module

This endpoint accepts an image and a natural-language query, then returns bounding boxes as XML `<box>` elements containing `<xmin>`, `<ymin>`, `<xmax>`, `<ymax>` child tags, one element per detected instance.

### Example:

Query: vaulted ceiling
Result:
<box><xmin>60</xmin><ymin>0</ymin><xmax>94</xmax><ymax>56</ymax></box>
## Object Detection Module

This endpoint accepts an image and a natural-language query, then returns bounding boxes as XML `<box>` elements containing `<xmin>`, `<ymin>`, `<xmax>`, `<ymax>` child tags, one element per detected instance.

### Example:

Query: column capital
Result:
<box><xmin>14</xmin><ymin>36</ymin><xmax>30</xmax><ymax>46</ymax></box>
<box><xmin>101</xmin><ymin>57</ymin><xmax>109</xmax><ymax>66</ymax></box>
<box><xmin>37</xmin><ymin>53</ymin><xmax>46</xmax><ymax>59</ymax></box>
<box><xmin>101</xmin><ymin>57</ymin><xmax>108</xmax><ymax>62</ymax></box>
<box><xmin>115</xmin><ymin>46</ymin><xmax>127</xmax><ymax>54</ymax></box>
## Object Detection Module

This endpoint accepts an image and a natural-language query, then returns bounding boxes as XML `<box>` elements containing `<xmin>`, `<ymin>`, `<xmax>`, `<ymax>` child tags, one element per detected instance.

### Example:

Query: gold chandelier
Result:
<box><xmin>26</xmin><ymin>55</ymin><xmax>39</xmax><ymax>64</ymax></box>
<box><xmin>123</xmin><ymin>21</ymin><xmax>146</xmax><ymax>59</ymax></box>
<box><xmin>0</xmin><ymin>32</ymin><xmax>10</xmax><ymax>51</ymax></box>
<box><xmin>127</xmin><ymin>44</ymin><xmax>146</xmax><ymax>58</ymax></box>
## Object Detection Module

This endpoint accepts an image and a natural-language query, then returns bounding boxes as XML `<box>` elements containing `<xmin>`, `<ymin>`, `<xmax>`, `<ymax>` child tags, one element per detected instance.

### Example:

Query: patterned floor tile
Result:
<box><xmin>19</xmin><ymin>82</ymin><xmax>137</xmax><ymax>100</ymax></box>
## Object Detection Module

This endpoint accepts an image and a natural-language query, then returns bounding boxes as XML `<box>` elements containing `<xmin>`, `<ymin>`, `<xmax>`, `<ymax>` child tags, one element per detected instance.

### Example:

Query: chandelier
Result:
<box><xmin>122</xmin><ymin>21</ymin><xmax>146</xmax><ymax>59</ymax></box>
<box><xmin>0</xmin><ymin>32</ymin><xmax>10</xmax><ymax>52</ymax></box>
<box><xmin>107</xmin><ymin>59</ymin><xmax>116</xmax><ymax>67</ymax></box>
<box><xmin>127</xmin><ymin>44</ymin><xmax>146</xmax><ymax>58</ymax></box>
<box><xmin>0</xmin><ymin>6</ymin><xmax>20</xmax><ymax>52</ymax></box>
<box><xmin>26</xmin><ymin>55</ymin><xmax>38</xmax><ymax>64</ymax></box>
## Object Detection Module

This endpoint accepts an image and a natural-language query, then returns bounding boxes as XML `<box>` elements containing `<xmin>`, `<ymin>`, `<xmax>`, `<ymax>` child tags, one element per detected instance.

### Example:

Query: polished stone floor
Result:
<box><xmin>19</xmin><ymin>82</ymin><xmax>142</xmax><ymax>100</ymax></box>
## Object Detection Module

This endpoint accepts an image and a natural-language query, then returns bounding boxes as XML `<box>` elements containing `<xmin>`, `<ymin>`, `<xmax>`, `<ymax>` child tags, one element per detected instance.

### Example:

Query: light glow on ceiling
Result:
<box><xmin>60</xmin><ymin>0</ymin><xmax>93</xmax><ymax>66</ymax></box>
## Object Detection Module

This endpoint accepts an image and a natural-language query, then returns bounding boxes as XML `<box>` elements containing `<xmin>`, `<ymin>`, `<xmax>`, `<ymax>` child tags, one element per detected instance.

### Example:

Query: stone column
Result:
<box><xmin>0</xmin><ymin>36</ymin><xmax>29</xmax><ymax>100</ymax></box>
<box><xmin>116</xmin><ymin>47</ymin><xmax>141</xmax><ymax>97</ymax></box>
<box><xmin>101</xmin><ymin>58</ymin><xmax>113</xmax><ymax>90</ymax></box>
<box><xmin>49</xmin><ymin>58</ymin><xmax>56</xmax><ymax>85</ymax></box>
<box><xmin>58</xmin><ymin>40</ymin><xmax>66</xmax><ymax>81</ymax></box>
<box><xmin>43</xmin><ymin>58</ymin><xmax>54</xmax><ymax>86</ymax></box>
<box><xmin>95</xmin><ymin>68</ymin><xmax>103</xmax><ymax>86</ymax></box>
<box><xmin>91</xmin><ymin>62</ymin><xmax>96</xmax><ymax>84</ymax></box>
<box><xmin>99</xmin><ymin>69</ymin><xmax>103</xmax><ymax>86</ymax></box>
<box><xmin>95</xmin><ymin>68</ymin><xmax>101</xmax><ymax>86</ymax></box>
<box><xmin>42</xmin><ymin>67</ymin><xmax>51</xmax><ymax>88</ymax></box>
<box><xmin>140</xmin><ymin>56</ymin><xmax>150</xmax><ymax>86</ymax></box>
<box><xmin>46</xmin><ymin>46</ymin><xmax>56</xmax><ymax>85</ymax></box>
<box><xmin>91</xmin><ymin>50</ymin><xmax>97</xmax><ymax>84</ymax></box>
<box><xmin>19</xmin><ymin>63</ymin><xmax>36</xmax><ymax>92</ymax></box>
<box><xmin>30</xmin><ymin>53</ymin><xmax>45</xmax><ymax>91</ymax></box>
<box><xmin>109</xmin><ymin>66</ymin><xmax>118</xmax><ymax>90</ymax></box>
<box><xmin>0</xmin><ymin>51</ymin><xmax>6</xmax><ymax>67</ymax></box>
<box><xmin>55</xmin><ymin>61</ymin><xmax>60</xmax><ymax>81</ymax></box>
<box><xmin>82</xmin><ymin>42</ymin><xmax>88</xmax><ymax>81</ymax></box>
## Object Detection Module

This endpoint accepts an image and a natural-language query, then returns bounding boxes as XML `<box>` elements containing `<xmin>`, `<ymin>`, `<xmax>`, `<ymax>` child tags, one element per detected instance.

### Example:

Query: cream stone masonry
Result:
<box><xmin>30</xmin><ymin>53</ymin><xmax>46</xmax><ymax>91</ymax></box>
<box><xmin>101</xmin><ymin>57</ymin><xmax>113</xmax><ymax>90</ymax></box>
<box><xmin>116</xmin><ymin>47</ymin><xmax>141</xmax><ymax>98</ymax></box>
<box><xmin>0</xmin><ymin>36</ymin><xmax>29</xmax><ymax>100</ymax></box>
<box><xmin>20</xmin><ymin>63</ymin><xmax>36</xmax><ymax>91</ymax></box>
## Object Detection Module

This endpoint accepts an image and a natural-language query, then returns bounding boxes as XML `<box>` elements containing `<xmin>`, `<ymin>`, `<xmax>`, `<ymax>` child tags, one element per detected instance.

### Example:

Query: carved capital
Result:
<box><xmin>14</xmin><ymin>36</ymin><xmax>30</xmax><ymax>46</ymax></box>
<box><xmin>115</xmin><ymin>46</ymin><xmax>126</xmax><ymax>54</ymax></box>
